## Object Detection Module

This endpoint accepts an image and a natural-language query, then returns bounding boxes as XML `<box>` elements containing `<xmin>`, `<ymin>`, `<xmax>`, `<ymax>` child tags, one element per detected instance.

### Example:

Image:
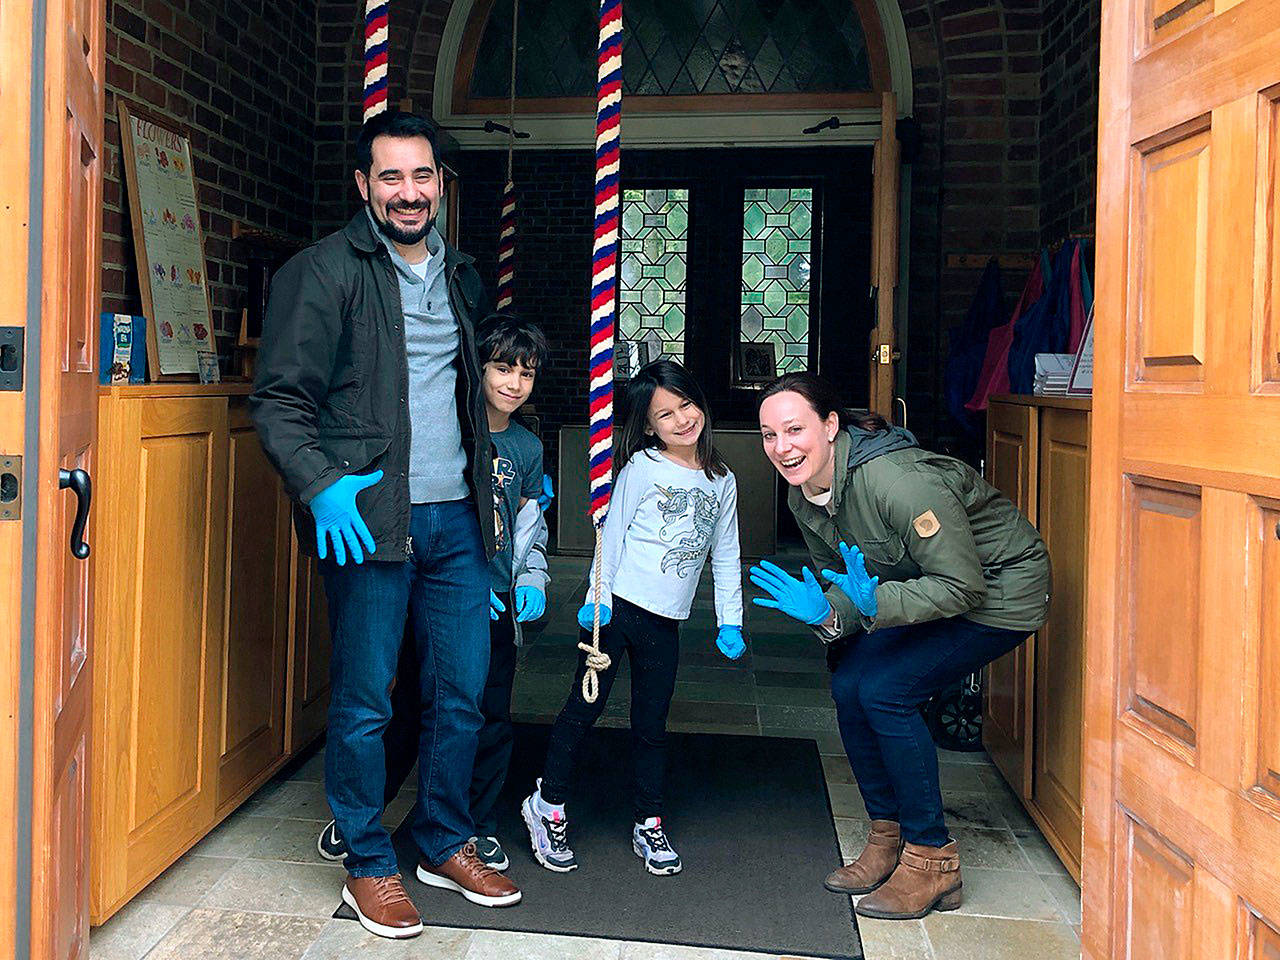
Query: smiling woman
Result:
<box><xmin>752</xmin><ymin>371</ymin><xmax>1051</xmax><ymax>921</ymax></box>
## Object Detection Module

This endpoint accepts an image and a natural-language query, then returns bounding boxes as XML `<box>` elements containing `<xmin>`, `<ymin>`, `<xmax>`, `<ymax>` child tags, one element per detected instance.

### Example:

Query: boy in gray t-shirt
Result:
<box><xmin>472</xmin><ymin>314</ymin><xmax>552</xmax><ymax>868</ymax></box>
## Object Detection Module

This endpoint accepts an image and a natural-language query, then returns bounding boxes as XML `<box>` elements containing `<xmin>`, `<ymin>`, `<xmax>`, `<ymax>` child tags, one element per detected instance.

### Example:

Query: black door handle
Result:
<box><xmin>58</xmin><ymin>468</ymin><xmax>91</xmax><ymax>560</ymax></box>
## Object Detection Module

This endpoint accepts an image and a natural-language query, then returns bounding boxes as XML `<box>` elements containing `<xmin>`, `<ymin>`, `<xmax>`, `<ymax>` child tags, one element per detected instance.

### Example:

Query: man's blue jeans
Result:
<box><xmin>320</xmin><ymin>500</ymin><xmax>490</xmax><ymax>877</ymax></box>
<box><xmin>829</xmin><ymin>617</ymin><xmax>1027</xmax><ymax>847</ymax></box>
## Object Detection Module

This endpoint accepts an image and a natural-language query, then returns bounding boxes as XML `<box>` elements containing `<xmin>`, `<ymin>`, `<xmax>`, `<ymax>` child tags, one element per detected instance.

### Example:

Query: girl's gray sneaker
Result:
<box><xmin>633</xmin><ymin>817</ymin><xmax>682</xmax><ymax>875</ymax></box>
<box><xmin>520</xmin><ymin>779</ymin><xmax>578</xmax><ymax>872</ymax></box>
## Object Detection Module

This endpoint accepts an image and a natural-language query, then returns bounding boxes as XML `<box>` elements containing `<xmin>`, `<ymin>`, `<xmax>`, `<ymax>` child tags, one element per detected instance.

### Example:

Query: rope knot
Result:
<box><xmin>576</xmin><ymin>643</ymin><xmax>612</xmax><ymax>674</ymax></box>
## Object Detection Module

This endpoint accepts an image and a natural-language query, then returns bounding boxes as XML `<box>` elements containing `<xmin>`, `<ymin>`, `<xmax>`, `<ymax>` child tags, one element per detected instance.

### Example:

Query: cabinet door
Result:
<box><xmin>983</xmin><ymin>401</ymin><xmax>1037</xmax><ymax>796</ymax></box>
<box><xmin>289</xmin><ymin>546</ymin><xmax>331</xmax><ymax>751</ymax></box>
<box><xmin>1033</xmin><ymin>407</ymin><xmax>1089</xmax><ymax>880</ymax></box>
<box><xmin>91</xmin><ymin>397</ymin><xmax>227</xmax><ymax>920</ymax></box>
<box><xmin>217</xmin><ymin>405</ymin><xmax>291</xmax><ymax>809</ymax></box>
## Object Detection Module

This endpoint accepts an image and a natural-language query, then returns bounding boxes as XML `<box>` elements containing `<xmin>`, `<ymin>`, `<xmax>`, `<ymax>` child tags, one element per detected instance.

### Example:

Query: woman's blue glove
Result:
<box><xmin>489</xmin><ymin>590</ymin><xmax>506</xmax><ymax>621</ymax></box>
<box><xmin>515</xmin><ymin>585</ymin><xmax>546</xmax><ymax>622</ymax></box>
<box><xmin>537</xmin><ymin>474</ymin><xmax>555</xmax><ymax>512</ymax></box>
<box><xmin>748</xmin><ymin>560</ymin><xmax>832</xmax><ymax>625</ymax></box>
<box><xmin>715</xmin><ymin>624</ymin><xmax>745</xmax><ymax>660</ymax></box>
<box><xmin>577</xmin><ymin>602</ymin><xmax>612</xmax><ymax>631</ymax></box>
<box><xmin>821</xmin><ymin>541</ymin><xmax>879</xmax><ymax>618</ymax></box>
<box><xmin>311</xmin><ymin>470</ymin><xmax>382</xmax><ymax>566</ymax></box>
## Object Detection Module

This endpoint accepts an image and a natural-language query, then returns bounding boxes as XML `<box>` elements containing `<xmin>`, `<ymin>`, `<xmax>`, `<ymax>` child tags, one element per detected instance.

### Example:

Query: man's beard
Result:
<box><xmin>372</xmin><ymin>201</ymin><xmax>436</xmax><ymax>245</ymax></box>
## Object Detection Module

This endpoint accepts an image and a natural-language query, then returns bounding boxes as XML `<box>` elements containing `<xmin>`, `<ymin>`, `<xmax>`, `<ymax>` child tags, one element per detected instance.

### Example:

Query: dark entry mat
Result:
<box><xmin>336</xmin><ymin>723</ymin><xmax>860</xmax><ymax>958</ymax></box>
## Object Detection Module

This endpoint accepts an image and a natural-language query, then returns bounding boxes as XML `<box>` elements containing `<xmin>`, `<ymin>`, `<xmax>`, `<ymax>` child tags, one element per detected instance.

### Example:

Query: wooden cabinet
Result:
<box><xmin>983</xmin><ymin>395</ymin><xmax>1089</xmax><ymax>882</ymax></box>
<box><xmin>91</xmin><ymin>386</ymin><xmax>328</xmax><ymax>923</ymax></box>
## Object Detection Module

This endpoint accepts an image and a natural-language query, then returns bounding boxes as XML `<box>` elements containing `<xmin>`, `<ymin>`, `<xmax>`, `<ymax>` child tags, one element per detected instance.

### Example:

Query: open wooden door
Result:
<box><xmin>869</xmin><ymin>92</ymin><xmax>899</xmax><ymax>418</ymax></box>
<box><xmin>29</xmin><ymin>0</ymin><xmax>104</xmax><ymax>956</ymax></box>
<box><xmin>1085</xmin><ymin>1</ymin><xmax>1280</xmax><ymax>958</ymax></box>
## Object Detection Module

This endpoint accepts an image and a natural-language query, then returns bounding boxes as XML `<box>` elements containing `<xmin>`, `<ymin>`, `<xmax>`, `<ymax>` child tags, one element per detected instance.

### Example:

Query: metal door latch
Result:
<box><xmin>0</xmin><ymin>328</ymin><xmax>23</xmax><ymax>391</ymax></box>
<box><xmin>0</xmin><ymin>456</ymin><xmax>21</xmax><ymax>520</ymax></box>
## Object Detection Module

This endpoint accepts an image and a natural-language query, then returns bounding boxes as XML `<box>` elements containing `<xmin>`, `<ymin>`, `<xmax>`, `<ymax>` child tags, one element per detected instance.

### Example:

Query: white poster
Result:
<box><xmin>119</xmin><ymin>103</ymin><xmax>218</xmax><ymax>379</ymax></box>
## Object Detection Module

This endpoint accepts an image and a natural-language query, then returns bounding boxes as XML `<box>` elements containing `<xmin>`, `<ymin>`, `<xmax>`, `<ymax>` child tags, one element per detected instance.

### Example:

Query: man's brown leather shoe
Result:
<box><xmin>824</xmin><ymin>820</ymin><xmax>902</xmax><ymax>894</ymax></box>
<box><xmin>854</xmin><ymin>839</ymin><xmax>963</xmax><ymax>920</ymax></box>
<box><xmin>416</xmin><ymin>841</ymin><xmax>522</xmax><ymax>907</ymax></box>
<box><xmin>341</xmin><ymin>874</ymin><xmax>423</xmax><ymax>939</ymax></box>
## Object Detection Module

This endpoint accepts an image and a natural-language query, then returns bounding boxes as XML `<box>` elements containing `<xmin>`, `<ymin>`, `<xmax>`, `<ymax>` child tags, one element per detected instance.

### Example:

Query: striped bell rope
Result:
<box><xmin>363</xmin><ymin>0</ymin><xmax>389</xmax><ymax>122</ymax></box>
<box><xmin>495</xmin><ymin>0</ymin><xmax>520</xmax><ymax>310</ymax></box>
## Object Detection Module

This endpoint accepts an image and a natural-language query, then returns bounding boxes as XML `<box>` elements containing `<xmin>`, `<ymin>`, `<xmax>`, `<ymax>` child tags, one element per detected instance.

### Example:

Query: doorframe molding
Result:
<box><xmin>428</xmin><ymin>0</ymin><xmax>915</xmax><ymax>150</ymax></box>
<box><xmin>17</xmin><ymin>0</ymin><xmax>49</xmax><ymax>954</ymax></box>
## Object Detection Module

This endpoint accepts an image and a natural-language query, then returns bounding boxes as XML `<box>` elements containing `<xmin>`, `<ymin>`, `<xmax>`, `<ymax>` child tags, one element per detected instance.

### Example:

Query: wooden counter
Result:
<box><xmin>90</xmin><ymin>385</ymin><xmax>330</xmax><ymax>923</ymax></box>
<box><xmin>984</xmin><ymin>394</ymin><xmax>1089</xmax><ymax>882</ymax></box>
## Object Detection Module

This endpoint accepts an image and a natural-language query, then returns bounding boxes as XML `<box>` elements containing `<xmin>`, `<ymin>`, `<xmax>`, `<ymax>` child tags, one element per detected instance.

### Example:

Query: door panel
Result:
<box><xmin>31</xmin><ymin>0</ymin><xmax>103</xmax><ymax>954</ymax></box>
<box><xmin>1087</xmin><ymin>0</ymin><xmax>1280</xmax><ymax>956</ymax></box>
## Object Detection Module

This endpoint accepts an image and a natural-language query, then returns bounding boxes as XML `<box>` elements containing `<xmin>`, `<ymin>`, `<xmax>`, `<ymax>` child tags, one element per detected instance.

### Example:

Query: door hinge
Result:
<box><xmin>0</xmin><ymin>328</ymin><xmax>23</xmax><ymax>391</ymax></box>
<box><xmin>0</xmin><ymin>456</ymin><xmax>21</xmax><ymax>520</ymax></box>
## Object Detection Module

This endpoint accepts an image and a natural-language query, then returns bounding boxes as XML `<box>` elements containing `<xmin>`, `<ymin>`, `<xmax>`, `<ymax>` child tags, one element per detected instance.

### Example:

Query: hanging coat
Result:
<box><xmin>965</xmin><ymin>251</ymin><xmax>1047</xmax><ymax>412</ymax></box>
<box><xmin>943</xmin><ymin>258</ymin><xmax>1005</xmax><ymax>438</ymax></box>
<box><xmin>1007</xmin><ymin>240</ymin><xmax>1078</xmax><ymax>395</ymax></box>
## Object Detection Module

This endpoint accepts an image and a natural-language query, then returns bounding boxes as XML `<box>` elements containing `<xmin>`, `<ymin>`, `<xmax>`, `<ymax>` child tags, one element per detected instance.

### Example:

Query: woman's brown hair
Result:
<box><xmin>758</xmin><ymin>372</ymin><xmax>890</xmax><ymax>432</ymax></box>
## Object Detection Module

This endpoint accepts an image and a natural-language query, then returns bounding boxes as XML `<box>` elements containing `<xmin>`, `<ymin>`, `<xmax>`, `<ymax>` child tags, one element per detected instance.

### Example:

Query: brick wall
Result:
<box><xmin>1040</xmin><ymin>0</ymin><xmax>1101</xmax><ymax>243</ymax></box>
<box><xmin>101</xmin><ymin>0</ymin><xmax>317</xmax><ymax>359</ymax></box>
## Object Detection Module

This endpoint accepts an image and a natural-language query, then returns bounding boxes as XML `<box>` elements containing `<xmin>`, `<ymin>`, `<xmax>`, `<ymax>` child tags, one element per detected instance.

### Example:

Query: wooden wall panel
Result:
<box><xmin>1131</xmin><ymin>126</ymin><xmax>1210</xmax><ymax>385</ymax></box>
<box><xmin>1125</xmin><ymin>480</ymin><xmax>1202</xmax><ymax>756</ymax></box>
<box><xmin>1117</xmin><ymin>813</ymin><xmax>1195</xmax><ymax>960</ymax></box>
<box><xmin>1254</xmin><ymin>501</ymin><xmax>1280</xmax><ymax>803</ymax></box>
<box><xmin>1258</xmin><ymin>92</ymin><xmax>1280</xmax><ymax>391</ymax></box>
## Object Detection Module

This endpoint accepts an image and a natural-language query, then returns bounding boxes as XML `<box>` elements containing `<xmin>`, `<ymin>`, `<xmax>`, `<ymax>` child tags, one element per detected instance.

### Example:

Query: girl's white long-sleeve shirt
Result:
<box><xmin>585</xmin><ymin>449</ymin><xmax>743</xmax><ymax>626</ymax></box>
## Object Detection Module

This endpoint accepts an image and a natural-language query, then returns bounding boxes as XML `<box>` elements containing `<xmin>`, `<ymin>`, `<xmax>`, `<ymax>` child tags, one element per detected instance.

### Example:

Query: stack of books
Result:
<box><xmin>1032</xmin><ymin>353</ymin><xmax>1075</xmax><ymax>395</ymax></box>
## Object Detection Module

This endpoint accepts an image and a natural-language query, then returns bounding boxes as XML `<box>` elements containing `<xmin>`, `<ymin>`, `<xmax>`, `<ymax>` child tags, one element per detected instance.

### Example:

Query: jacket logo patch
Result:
<box><xmin>913</xmin><ymin>510</ymin><xmax>941</xmax><ymax>539</ymax></box>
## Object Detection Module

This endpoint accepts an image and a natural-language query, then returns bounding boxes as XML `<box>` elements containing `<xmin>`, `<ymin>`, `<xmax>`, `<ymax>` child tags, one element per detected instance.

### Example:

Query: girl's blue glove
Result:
<box><xmin>515</xmin><ymin>585</ymin><xmax>546</xmax><ymax>622</ymax></box>
<box><xmin>821</xmin><ymin>541</ymin><xmax>879</xmax><ymax>618</ymax></box>
<box><xmin>716</xmin><ymin>624</ymin><xmax>745</xmax><ymax>660</ymax></box>
<box><xmin>577</xmin><ymin>602</ymin><xmax>611</xmax><ymax>631</ymax></box>
<box><xmin>310</xmin><ymin>470</ymin><xmax>382</xmax><ymax>566</ymax></box>
<box><xmin>537</xmin><ymin>475</ymin><xmax>555</xmax><ymax>512</ymax></box>
<box><xmin>489</xmin><ymin>589</ymin><xmax>506</xmax><ymax>621</ymax></box>
<box><xmin>748</xmin><ymin>560</ymin><xmax>832</xmax><ymax>625</ymax></box>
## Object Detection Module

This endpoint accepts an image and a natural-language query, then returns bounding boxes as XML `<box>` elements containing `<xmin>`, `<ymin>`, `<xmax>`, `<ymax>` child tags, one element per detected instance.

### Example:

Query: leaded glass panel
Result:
<box><xmin>741</xmin><ymin>187</ymin><xmax>812</xmax><ymax>375</ymax></box>
<box><xmin>619</xmin><ymin>188</ymin><xmax>688</xmax><ymax>365</ymax></box>
<box><xmin>470</xmin><ymin>0</ymin><xmax>872</xmax><ymax>99</ymax></box>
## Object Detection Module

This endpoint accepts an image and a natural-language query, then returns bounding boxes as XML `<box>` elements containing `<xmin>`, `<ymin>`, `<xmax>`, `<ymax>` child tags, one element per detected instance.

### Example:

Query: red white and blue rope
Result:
<box><xmin>363</xmin><ymin>0</ymin><xmax>389</xmax><ymax>122</ymax></box>
<box><xmin>496</xmin><ymin>182</ymin><xmax>517</xmax><ymax>309</ymax></box>
<box><xmin>588</xmin><ymin>0</ymin><xmax>622</xmax><ymax>528</ymax></box>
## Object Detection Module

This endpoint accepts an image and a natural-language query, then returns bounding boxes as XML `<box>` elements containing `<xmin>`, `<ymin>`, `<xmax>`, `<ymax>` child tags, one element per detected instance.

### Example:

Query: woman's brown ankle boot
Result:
<box><xmin>853</xmin><ymin>839</ymin><xmax>963</xmax><ymax>920</ymax></box>
<box><xmin>823</xmin><ymin>820</ymin><xmax>902</xmax><ymax>894</ymax></box>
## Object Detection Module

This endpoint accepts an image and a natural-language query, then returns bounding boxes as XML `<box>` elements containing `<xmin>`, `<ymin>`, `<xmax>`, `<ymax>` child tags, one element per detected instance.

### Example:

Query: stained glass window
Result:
<box><xmin>470</xmin><ymin>0</ymin><xmax>872</xmax><ymax>100</ymax></box>
<box><xmin>619</xmin><ymin>188</ymin><xmax>688</xmax><ymax>365</ymax></box>
<box><xmin>741</xmin><ymin>187</ymin><xmax>812</xmax><ymax>375</ymax></box>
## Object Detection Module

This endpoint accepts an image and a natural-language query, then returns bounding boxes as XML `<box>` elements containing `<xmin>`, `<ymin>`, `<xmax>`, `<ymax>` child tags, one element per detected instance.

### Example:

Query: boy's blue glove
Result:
<box><xmin>577</xmin><ymin>602</ymin><xmax>612</xmax><ymax>631</ymax></box>
<box><xmin>489</xmin><ymin>589</ymin><xmax>505</xmax><ymax>621</ymax></box>
<box><xmin>821</xmin><ymin>541</ymin><xmax>879</xmax><ymax>618</ymax></box>
<box><xmin>311</xmin><ymin>470</ymin><xmax>382</xmax><ymax>566</ymax></box>
<box><xmin>515</xmin><ymin>585</ymin><xmax>546</xmax><ymax>622</ymax></box>
<box><xmin>749</xmin><ymin>559</ymin><xmax>832</xmax><ymax>625</ymax></box>
<box><xmin>537</xmin><ymin>474</ymin><xmax>555</xmax><ymax>512</ymax></box>
<box><xmin>715</xmin><ymin>624</ymin><xmax>745</xmax><ymax>660</ymax></box>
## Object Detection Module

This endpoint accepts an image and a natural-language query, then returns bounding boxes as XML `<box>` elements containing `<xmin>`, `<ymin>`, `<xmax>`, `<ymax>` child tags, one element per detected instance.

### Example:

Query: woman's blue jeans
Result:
<box><xmin>829</xmin><ymin>616</ymin><xmax>1027</xmax><ymax>847</ymax></box>
<box><xmin>319</xmin><ymin>500</ymin><xmax>490</xmax><ymax>877</ymax></box>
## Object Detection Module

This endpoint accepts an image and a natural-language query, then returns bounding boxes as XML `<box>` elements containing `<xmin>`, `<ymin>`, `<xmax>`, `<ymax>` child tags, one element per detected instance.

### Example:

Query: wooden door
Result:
<box><xmin>26</xmin><ymin>0</ymin><xmax>104</xmax><ymax>956</ymax></box>
<box><xmin>1033</xmin><ymin>406</ymin><xmax>1088</xmax><ymax>881</ymax></box>
<box><xmin>1086</xmin><ymin>1</ymin><xmax>1280</xmax><ymax>957</ymax></box>
<box><xmin>984</xmin><ymin>400</ymin><xmax>1038</xmax><ymax>798</ymax></box>
<box><xmin>869</xmin><ymin>92</ymin><xmax>899</xmax><ymax>418</ymax></box>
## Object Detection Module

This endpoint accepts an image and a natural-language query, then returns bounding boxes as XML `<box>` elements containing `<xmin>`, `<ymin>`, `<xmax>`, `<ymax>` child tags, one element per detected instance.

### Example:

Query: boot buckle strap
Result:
<box><xmin>900</xmin><ymin>850</ymin><xmax>959</xmax><ymax>872</ymax></box>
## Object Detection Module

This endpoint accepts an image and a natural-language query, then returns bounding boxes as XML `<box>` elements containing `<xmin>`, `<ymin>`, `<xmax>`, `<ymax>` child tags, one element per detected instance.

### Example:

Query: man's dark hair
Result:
<box><xmin>355</xmin><ymin>111</ymin><xmax>440</xmax><ymax>176</ymax></box>
<box><xmin>476</xmin><ymin>313</ymin><xmax>550</xmax><ymax>369</ymax></box>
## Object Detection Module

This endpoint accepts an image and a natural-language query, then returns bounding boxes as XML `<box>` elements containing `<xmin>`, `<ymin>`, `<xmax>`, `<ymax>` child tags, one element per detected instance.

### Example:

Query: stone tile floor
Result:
<box><xmin>91</xmin><ymin>553</ymin><xmax>1081</xmax><ymax>960</ymax></box>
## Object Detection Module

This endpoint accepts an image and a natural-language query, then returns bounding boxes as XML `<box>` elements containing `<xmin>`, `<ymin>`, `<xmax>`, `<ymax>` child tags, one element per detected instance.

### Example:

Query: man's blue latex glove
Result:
<box><xmin>821</xmin><ymin>541</ymin><xmax>879</xmax><ymax>618</ymax></box>
<box><xmin>716</xmin><ymin>624</ymin><xmax>745</xmax><ymax>660</ymax></box>
<box><xmin>577</xmin><ymin>602</ymin><xmax>612</xmax><ymax>631</ymax></box>
<box><xmin>311</xmin><ymin>470</ymin><xmax>382</xmax><ymax>566</ymax></box>
<box><xmin>515</xmin><ymin>585</ymin><xmax>546</xmax><ymax>622</ymax></box>
<box><xmin>536</xmin><ymin>474</ymin><xmax>555</xmax><ymax>513</ymax></box>
<box><xmin>749</xmin><ymin>559</ymin><xmax>831</xmax><ymax>625</ymax></box>
<box><xmin>489</xmin><ymin>589</ymin><xmax>506</xmax><ymax>621</ymax></box>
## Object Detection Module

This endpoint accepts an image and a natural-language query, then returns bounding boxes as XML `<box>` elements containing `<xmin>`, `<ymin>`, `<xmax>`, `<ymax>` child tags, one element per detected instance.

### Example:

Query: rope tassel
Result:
<box><xmin>581</xmin><ymin>0</ymin><xmax>622</xmax><ymax>703</ymax></box>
